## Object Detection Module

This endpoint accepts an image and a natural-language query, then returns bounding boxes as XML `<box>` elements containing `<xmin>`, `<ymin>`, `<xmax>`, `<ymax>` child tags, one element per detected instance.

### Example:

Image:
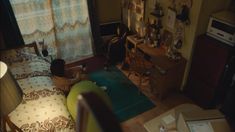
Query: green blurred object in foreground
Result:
<box><xmin>67</xmin><ymin>80</ymin><xmax>111</xmax><ymax>132</ymax></box>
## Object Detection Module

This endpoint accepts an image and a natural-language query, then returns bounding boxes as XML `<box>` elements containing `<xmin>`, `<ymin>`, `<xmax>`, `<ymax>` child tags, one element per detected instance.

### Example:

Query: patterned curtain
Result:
<box><xmin>52</xmin><ymin>0</ymin><xmax>93</xmax><ymax>62</ymax></box>
<box><xmin>9</xmin><ymin>0</ymin><xmax>94</xmax><ymax>63</ymax></box>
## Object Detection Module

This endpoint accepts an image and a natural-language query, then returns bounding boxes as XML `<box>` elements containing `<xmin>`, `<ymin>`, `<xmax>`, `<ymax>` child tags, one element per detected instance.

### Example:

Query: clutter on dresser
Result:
<box><xmin>150</xmin><ymin>1</ymin><xmax>164</xmax><ymax>48</ymax></box>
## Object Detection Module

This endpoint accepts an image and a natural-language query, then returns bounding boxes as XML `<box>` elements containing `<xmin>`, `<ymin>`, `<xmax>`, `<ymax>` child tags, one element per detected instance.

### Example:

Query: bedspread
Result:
<box><xmin>6</xmin><ymin>57</ymin><xmax>75</xmax><ymax>131</ymax></box>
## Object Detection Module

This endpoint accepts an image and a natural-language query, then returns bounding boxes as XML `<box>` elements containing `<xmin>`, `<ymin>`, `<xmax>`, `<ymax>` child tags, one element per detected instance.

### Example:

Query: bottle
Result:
<box><xmin>156</xmin><ymin>30</ymin><xmax>161</xmax><ymax>47</ymax></box>
<box><xmin>145</xmin><ymin>18</ymin><xmax>151</xmax><ymax>38</ymax></box>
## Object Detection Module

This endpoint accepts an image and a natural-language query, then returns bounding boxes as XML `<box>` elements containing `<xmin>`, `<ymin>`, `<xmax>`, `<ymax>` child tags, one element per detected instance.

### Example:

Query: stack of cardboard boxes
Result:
<box><xmin>177</xmin><ymin>109</ymin><xmax>230</xmax><ymax>132</ymax></box>
<box><xmin>144</xmin><ymin>104</ymin><xmax>231</xmax><ymax>132</ymax></box>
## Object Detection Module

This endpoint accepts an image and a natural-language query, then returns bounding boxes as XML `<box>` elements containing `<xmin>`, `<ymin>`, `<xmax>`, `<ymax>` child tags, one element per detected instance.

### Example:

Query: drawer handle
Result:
<box><xmin>154</xmin><ymin>65</ymin><xmax>167</xmax><ymax>75</ymax></box>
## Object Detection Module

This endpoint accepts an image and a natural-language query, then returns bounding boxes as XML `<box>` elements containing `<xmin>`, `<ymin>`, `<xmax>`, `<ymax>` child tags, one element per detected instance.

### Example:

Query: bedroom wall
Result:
<box><xmin>94</xmin><ymin>0</ymin><xmax>122</xmax><ymax>52</ymax></box>
<box><xmin>145</xmin><ymin>0</ymin><xmax>203</xmax><ymax>89</ymax></box>
<box><xmin>93</xmin><ymin>0</ymin><xmax>231</xmax><ymax>89</ymax></box>
<box><xmin>144</xmin><ymin>0</ymin><xmax>231</xmax><ymax>89</ymax></box>
<box><xmin>95</xmin><ymin>0</ymin><xmax>121</xmax><ymax>24</ymax></box>
<box><xmin>195</xmin><ymin>0</ymin><xmax>230</xmax><ymax>36</ymax></box>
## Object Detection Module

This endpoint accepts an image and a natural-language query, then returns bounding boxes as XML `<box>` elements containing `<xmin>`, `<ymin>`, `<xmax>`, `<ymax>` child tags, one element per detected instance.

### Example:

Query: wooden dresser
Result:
<box><xmin>143</xmin><ymin>45</ymin><xmax>187</xmax><ymax>100</ymax></box>
<box><xmin>127</xmin><ymin>35</ymin><xmax>187</xmax><ymax>99</ymax></box>
<box><xmin>149</xmin><ymin>60</ymin><xmax>186</xmax><ymax>100</ymax></box>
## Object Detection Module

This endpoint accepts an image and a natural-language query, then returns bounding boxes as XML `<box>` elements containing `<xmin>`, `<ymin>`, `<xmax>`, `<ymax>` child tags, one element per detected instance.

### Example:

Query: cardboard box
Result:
<box><xmin>177</xmin><ymin>109</ymin><xmax>231</xmax><ymax>132</ymax></box>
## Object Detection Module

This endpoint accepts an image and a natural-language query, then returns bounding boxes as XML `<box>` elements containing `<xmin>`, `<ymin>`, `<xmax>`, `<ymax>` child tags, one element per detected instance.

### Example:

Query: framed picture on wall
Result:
<box><xmin>161</xmin><ymin>30</ymin><xmax>173</xmax><ymax>47</ymax></box>
<box><xmin>122</xmin><ymin>0</ymin><xmax>145</xmax><ymax>32</ymax></box>
<box><xmin>128</xmin><ymin>2</ymin><xmax>135</xmax><ymax>11</ymax></box>
<box><xmin>166</xmin><ymin>8</ymin><xmax>176</xmax><ymax>30</ymax></box>
<box><xmin>136</xmin><ymin>5</ymin><xmax>142</xmax><ymax>14</ymax></box>
<box><xmin>135</xmin><ymin>0</ymin><xmax>141</xmax><ymax>5</ymax></box>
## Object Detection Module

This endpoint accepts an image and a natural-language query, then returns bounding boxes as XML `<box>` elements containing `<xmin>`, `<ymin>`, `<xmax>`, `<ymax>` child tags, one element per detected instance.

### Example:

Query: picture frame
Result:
<box><xmin>135</xmin><ymin>0</ymin><xmax>141</xmax><ymax>5</ymax></box>
<box><xmin>123</xmin><ymin>0</ymin><xmax>145</xmax><ymax>32</ymax></box>
<box><xmin>161</xmin><ymin>30</ymin><xmax>173</xmax><ymax>47</ymax></box>
<box><xmin>136</xmin><ymin>6</ymin><xmax>142</xmax><ymax>14</ymax></box>
<box><xmin>166</xmin><ymin>8</ymin><xmax>176</xmax><ymax>30</ymax></box>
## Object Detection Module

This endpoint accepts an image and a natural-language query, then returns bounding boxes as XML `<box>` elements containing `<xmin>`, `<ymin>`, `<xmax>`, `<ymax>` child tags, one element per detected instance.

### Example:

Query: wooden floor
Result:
<box><xmin>121</xmin><ymin>94</ymin><xmax>193</xmax><ymax>132</ymax></box>
<box><xmin>117</xmin><ymin>65</ymin><xmax>193</xmax><ymax>132</ymax></box>
<box><xmin>67</xmin><ymin>57</ymin><xmax>193</xmax><ymax>132</ymax></box>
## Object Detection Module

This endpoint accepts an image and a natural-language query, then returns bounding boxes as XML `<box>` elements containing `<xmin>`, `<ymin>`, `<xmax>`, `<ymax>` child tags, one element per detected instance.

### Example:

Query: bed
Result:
<box><xmin>1</xmin><ymin>44</ymin><xmax>75</xmax><ymax>131</ymax></box>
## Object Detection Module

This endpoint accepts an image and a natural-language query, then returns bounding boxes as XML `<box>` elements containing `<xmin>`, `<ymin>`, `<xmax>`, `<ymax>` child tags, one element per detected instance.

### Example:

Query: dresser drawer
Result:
<box><xmin>149</xmin><ymin>68</ymin><xmax>168</xmax><ymax>99</ymax></box>
<box><xmin>150</xmin><ymin>68</ymin><xmax>166</xmax><ymax>82</ymax></box>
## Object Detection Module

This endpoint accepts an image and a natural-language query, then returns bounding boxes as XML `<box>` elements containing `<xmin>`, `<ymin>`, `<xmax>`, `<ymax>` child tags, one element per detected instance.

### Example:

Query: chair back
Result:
<box><xmin>77</xmin><ymin>92</ymin><xmax>122</xmax><ymax>132</ymax></box>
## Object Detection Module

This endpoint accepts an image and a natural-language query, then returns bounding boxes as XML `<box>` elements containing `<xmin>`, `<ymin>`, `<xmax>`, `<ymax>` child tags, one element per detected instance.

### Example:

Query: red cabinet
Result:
<box><xmin>185</xmin><ymin>35</ymin><xmax>231</xmax><ymax>108</ymax></box>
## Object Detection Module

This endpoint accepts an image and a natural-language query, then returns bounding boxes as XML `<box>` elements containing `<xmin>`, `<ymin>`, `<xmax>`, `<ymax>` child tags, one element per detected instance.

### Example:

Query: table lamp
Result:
<box><xmin>0</xmin><ymin>61</ymin><xmax>23</xmax><ymax>132</ymax></box>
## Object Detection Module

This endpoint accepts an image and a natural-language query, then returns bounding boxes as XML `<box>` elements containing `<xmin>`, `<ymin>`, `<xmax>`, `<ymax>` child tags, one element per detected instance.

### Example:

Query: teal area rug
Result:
<box><xmin>88</xmin><ymin>66</ymin><xmax>155</xmax><ymax>122</ymax></box>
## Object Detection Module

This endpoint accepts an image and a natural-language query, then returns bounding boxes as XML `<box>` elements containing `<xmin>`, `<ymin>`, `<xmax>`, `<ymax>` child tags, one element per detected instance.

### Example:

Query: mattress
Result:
<box><xmin>1</xmin><ymin>49</ymin><xmax>75</xmax><ymax>131</ymax></box>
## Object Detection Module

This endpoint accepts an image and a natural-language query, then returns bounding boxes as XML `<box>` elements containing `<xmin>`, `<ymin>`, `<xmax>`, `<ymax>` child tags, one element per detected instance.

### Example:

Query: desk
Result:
<box><xmin>126</xmin><ymin>35</ymin><xmax>187</xmax><ymax>99</ymax></box>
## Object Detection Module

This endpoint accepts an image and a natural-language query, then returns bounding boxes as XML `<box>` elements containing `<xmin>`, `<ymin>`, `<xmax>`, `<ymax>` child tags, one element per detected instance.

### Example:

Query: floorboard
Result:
<box><xmin>67</xmin><ymin>56</ymin><xmax>193</xmax><ymax>132</ymax></box>
<box><xmin>117</xmin><ymin>64</ymin><xmax>193</xmax><ymax>132</ymax></box>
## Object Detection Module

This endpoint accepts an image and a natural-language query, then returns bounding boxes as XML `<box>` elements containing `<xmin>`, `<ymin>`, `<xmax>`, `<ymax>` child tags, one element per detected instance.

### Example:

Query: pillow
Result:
<box><xmin>0</xmin><ymin>42</ymin><xmax>40</xmax><ymax>65</ymax></box>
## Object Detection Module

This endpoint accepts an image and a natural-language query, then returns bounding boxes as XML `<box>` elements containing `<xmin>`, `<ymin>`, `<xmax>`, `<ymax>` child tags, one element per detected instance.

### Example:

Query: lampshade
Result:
<box><xmin>0</xmin><ymin>61</ymin><xmax>23</xmax><ymax>116</ymax></box>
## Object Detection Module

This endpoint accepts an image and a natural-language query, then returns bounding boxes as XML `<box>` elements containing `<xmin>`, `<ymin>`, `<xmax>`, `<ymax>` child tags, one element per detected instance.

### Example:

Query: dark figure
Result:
<box><xmin>105</xmin><ymin>23</ymin><xmax>128</xmax><ymax>69</ymax></box>
<box><xmin>50</xmin><ymin>59</ymin><xmax>87</xmax><ymax>95</ymax></box>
